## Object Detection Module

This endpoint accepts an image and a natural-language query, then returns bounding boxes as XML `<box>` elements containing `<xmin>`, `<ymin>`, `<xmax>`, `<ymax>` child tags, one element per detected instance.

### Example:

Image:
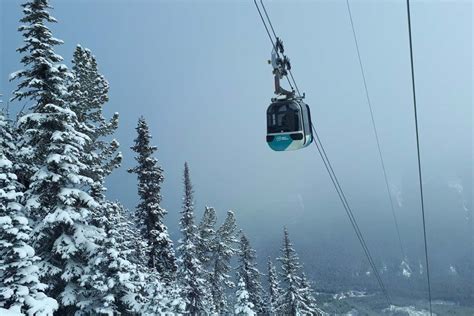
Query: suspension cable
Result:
<box><xmin>346</xmin><ymin>0</ymin><xmax>406</xmax><ymax>260</ymax></box>
<box><xmin>254</xmin><ymin>0</ymin><xmax>393</xmax><ymax>304</ymax></box>
<box><xmin>312</xmin><ymin>125</ymin><xmax>392</xmax><ymax>305</ymax></box>
<box><xmin>260</xmin><ymin>0</ymin><xmax>278</xmax><ymax>43</ymax></box>
<box><xmin>254</xmin><ymin>0</ymin><xmax>295</xmax><ymax>93</ymax></box>
<box><xmin>288</xmin><ymin>69</ymin><xmax>301</xmax><ymax>97</ymax></box>
<box><xmin>253</xmin><ymin>0</ymin><xmax>276</xmax><ymax>52</ymax></box>
<box><xmin>259</xmin><ymin>0</ymin><xmax>303</xmax><ymax>98</ymax></box>
<box><xmin>259</xmin><ymin>0</ymin><xmax>302</xmax><ymax>96</ymax></box>
<box><xmin>405</xmin><ymin>1</ymin><xmax>432</xmax><ymax>314</ymax></box>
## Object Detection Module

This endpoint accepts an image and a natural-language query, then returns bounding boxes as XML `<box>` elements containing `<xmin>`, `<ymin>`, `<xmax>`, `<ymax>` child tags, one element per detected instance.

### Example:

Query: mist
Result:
<box><xmin>1</xmin><ymin>0</ymin><xmax>472</xmax><ymax>310</ymax></box>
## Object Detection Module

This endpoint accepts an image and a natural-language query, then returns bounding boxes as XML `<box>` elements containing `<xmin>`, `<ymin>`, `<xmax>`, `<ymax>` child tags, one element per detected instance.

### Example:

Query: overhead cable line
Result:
<box><xmin>345</xmin><ymin>0</ymin><xmax>406</xmax><ymax>260</ymax></box>
<box><xmin>255</xmin><ymin>0</ymin><xmax>392</xmax><ymax>305</ymax></box>
<box><xmin>405</xmin><ymin>1</ymin><xmax>433</xmax><ymax>314</ymax></box>
<box><xmin>259</xmin><ymin>0</ymin><xmax>302</xmax><ymax>97</ymax></box>
<box><xmin>312</xmin><ymin>125</ymin><xmax>392</xmax><ymax>305</ymax></box>
<box><xmin>253</xmin><ymin>0</ymin><xmax>295</xmax><ymax>91</ymax></box>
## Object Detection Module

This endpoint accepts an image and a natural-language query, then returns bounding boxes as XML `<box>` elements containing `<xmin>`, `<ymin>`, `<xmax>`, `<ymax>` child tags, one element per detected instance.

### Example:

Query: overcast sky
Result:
<box><xmin>1</xmin><ymin>0</ymin><xmax>472</xmax><ymax>290</ymax></box>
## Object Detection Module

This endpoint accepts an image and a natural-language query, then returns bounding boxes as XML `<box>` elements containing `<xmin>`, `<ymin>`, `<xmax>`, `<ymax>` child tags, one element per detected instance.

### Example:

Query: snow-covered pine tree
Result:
<box><xmin>0</xmin><ymin>106</ymin><xmax>16</xmax><ymax>164</ymax></box>
<box><xmin>209</xmin><ymin>210</ymin><xmax>238</xmax><ymax>314</ymax></box>
<box><xmin>68</xmin><ymin>45</ymin><xmax>121</xmax><ymax>202</ymax></box>
<box><xmin>177</xmin><ymin>162</ymin><xmax>212</xmax><ymax>314</ymax></box>
<box><xmin>128</xmin><ymin>117</ymin><xmax>177</xmax><ymax>280</ymax></box>
<box><xmin>234</xmin><ymin>277</ymin><xmax>255</xmax><ymax>316</ymax></box>
<box><xmin>197</xmin><ymin>206</ymin><xmax>217</xmax><ymax>272</ymax></box>
<box><xmin>267</xmin><ymin>258</ymin><xmax>281</xmax><ymax>315</ymax></box>
<box><xmin>77</xmin><ymin>202</ymin><xmax>146</xmax><ymax>315</ymax></box>
<box><xmin>237</xmin><ymin>233</ymin><xmax>266</xmax><ymax>314</ymax></box>
<box><xmin>139</xmin><ymin>270</ymin><xmax>185</xmax><ymax>315</ymax></box>
<box><xmin>10</xmin><ymin>1</ymin><xmax>105</xmax><ymax>313</ymax></box>
<box><xmin>299</xmin><ymin>273</ymin><xmax>322</xmax><ymax>316</ymax></box>
<box><xmin>0</xmin><ymin>111</ymin><xmax>58</xmax><ymax>315</ymax></box>
<box><xmin>277</xmin><ymin>227</ymin><xmax>310</xmax><ymax>315</ymax></box>
<box><xmin>10</xmin><ymin>0</ymin><xmax>65</xmax><ymax>188</ymax></box>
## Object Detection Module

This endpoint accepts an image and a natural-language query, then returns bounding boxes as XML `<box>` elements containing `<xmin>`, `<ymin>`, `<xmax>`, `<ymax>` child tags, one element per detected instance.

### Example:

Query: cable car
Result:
<box><xmin>265</xmin><ymin>38</ymin><xmax>313</xmax><ymax>151</ymax></box>
<box><xmin>266</xmin><ymin>97</ymin><xmax>313</xmax><ymax>151</ymax></box>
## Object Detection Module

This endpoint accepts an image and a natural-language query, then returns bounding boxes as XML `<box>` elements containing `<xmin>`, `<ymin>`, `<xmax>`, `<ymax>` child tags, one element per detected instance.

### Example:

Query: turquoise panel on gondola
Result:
<box><xmin>267</xmin><ymin>134</ymin><xmax>293</xmax><ymax>151</ymax></box>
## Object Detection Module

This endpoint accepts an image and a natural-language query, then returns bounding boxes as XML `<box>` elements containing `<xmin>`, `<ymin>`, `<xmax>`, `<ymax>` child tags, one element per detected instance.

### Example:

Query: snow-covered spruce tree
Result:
<box><xmin>78</xmin><ymin>202</ymin><xmax>185</xmax><ymax>315</ymax></box>
<box><xmin>68</xmin><ymin>45</ymin><xmax>121</xmax><ymax>202</ymax></box>
<box><xmin>0</xmin><ymin>111</ymin><xmax>58</xmax><ymax>315</ymax></box>
<box><xmin>10</xmin><ymin>0</ymin><xmax>66</xmax><ymax>188</ymax></box>
<box><xmin>77</xmin><ymin>202</ymin><xmax>148</xmax><ymax>315</ymax></box>
<box><xmin>177</xmin><ymin>162</ymin><xmax>212</xmax><ymax>314</ymax></box>
<box><xmin>139</xmin><ymin>270</ymin><xmax>185</xmax><ymax>315</ymax></box>
<box><xmin>277</xmin><ymin>228</ymin><xmax>317</xmax><ymax>315</ymax></box>
<box><xmin>197</xmin><ymin>206</ymin><xmax>217</xmax><ymax>273</ymax></box>
<box><xmin>128</xmin><ymin>117</ymin><xmax>177</xmax><ymax>280</ymax></box>
<box><xmin>209</xmin><ymin>210</ymin><xmax>238</xmax><ymax>314</ymax></box>
<box><xmin>267</xmin><ymin>258</ymin><xmax>281</xmax><ymax>315</ymax></box>
<box><xmin>0</xmin><ymin>107</ymin><xmax>16</xmax><ymax>165</ymax></box>
<box><xmin>237</xmin><ymin>233</ymin><xmax>266</xmax><ymax>314</ymax></box>
<box><xmin>299</xmin><ymin>273</ymin><xmax>322</xmax><ymax>316</ymax></box>
<box><xmin>10</xmin><ymin>1</ymin><xmax>104</xmax><ymax>313</ymax></box>
<box><xmin>234</xmin><ymin>277</ymin><xmax>255</xmax><ymax>316</ymax></box>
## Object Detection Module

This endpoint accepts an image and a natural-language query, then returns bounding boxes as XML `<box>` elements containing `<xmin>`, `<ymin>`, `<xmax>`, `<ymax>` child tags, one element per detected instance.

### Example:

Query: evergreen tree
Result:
<box><xmin>267</xmin><ymin>258</ymin><xmax>281</xmax><ymax>315</ymax></box>
<box><xmin>77</xmin><ymin>202</ymin><xmax>146</xmax><ymax>315</ymax></box>
<box><xmin>277</xmin><ymin>228</ymin><xmax>316</xmax><ymax>315</ymax></box>
<box><xmin>0</xmin><ymin>112</ymin><xmax>58</xmax><ymax>315</ymax></box>
<box><xmin>234</xmin><ymin>277</ymin><xmax>255</xmax><ymax>316</ymax></box>
<box><xmin>11</xmin><ymin>1</ymin><xmax>104</xmax><ymax>313</ymax></box>
<box><xmin>0</xmin><ymin>101</ymin><xmax>15</xmax><ymax>163</ymax></box>
<box><xmin>68</xmin><ymin>45</ymin><xmax>121</xmax><ymax>202</ymax></box>
<box><xmin>210</xmin><ymin>210</ymin><xmax>238</xmax><ymax>314</ymax></box>
<box><xmin>177</xmin><ymin>162</ymin><xmax>211</xmax><ymax>314</ymax></box>
<box><xmin>237</xmin><ymin>233</ymin><xmax>266</xmax><ymax>314</ymax></box>
<box><xmin>11</xmin><ymin>0</ymin><xmax>63</xmax><ymax>104</ymax></box>
<box><xmin>140</xmin><ymin>271</ymin><xmax>185</xmax><ymax>315</ymax></box>
<box><xmin>299</xmin><ymin>273</ymin><xmax>321</xmax><ymax>316</ymax></box>
<box><xmin>197</xmin><ymin>206</ymin><xmax>217</xmax><ymax>271</ymax></box>
<box><xmin>10</xmin><ymin>0</ymin><xmax>66</xmax><ymax>187</ymax></box>
<box><xmin>128</xmin><ymin>117</ymin><xmax>177</xmax><ymax>280</ymax></box>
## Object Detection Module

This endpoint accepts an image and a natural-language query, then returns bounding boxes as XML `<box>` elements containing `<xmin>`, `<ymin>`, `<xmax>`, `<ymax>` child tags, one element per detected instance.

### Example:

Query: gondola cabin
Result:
<box><xmin>266</xmin><ymin>98</ymin><xmax>313</xmax><ymax>151</ymax></box>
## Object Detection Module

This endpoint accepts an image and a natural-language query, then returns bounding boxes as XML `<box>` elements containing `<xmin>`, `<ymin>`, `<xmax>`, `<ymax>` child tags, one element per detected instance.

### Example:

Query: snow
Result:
<box><xmin>14</xmin><ymin>216</ymin><xmax>29</xmax><ymax>226</ymax></box>
<box><xmin>400</xmin><ymin>260</ymin><xmax>412</xmax><ymax>278</ymax></box>
<box><xmin>18</xmin><ymin>113</ymin><xmax>48</xmax><ymax>125</ymax></box>
<box><xmin>27</xmin><ymin>78</ymin><xmax>43</xmax><ymax>87</ymax></box>
<box><xmin>432</xmin><ymin>300</ymin><xmax>457</xmax><ymax>306</ymax></box>
<box><xmin>44</xmin><ymin>210</ymin><xmax>75</xmax><ymax>225</ymax></box>
<box><xmin>117</xmin><ymin>272</ymin><xmax>130</xmax><ymax>283</ymax></box>
<box><xmin>9</xmin><ymin>70</ymin><xmax>25</xmax><ymax>81</ymax></box>
<box><xmin>59</xmin><ymin>188</ymin><xmax>99</xmax><ymax>209</ymax></box>
<box><xmin>1</xmin><ymin>287</ymin><xmax>15</xmax><ymax>300</ymax></box>
<box><xmin>448</xmin><ymin>265</ymin><xmax>457</xmax><ymax>275</ymax></box>
<box><xmin>0</xmin><ymin>306</ymin><xmax>23</xmax><ymax>316</ymax></box>
<box><xmin>384</xmin><ymin>305</ymin><xmax>436</xmax><ymax>316</ymax></box>
<box><xmin>0</xmin><ymin>158</ymin><xmax>12</xmax><ymax>168</ymax></box>
<box><xmin>13</xmin><ymin>244</ymin><xmax>35</xmax><ymax>258</ymax></box>
<box><xmin>16</xmin><ymin>285</ymin><xmax>29</xmax><ymax>297</ymax></box>
<box><xmin>25</xmin><ymin>293</ymin><xmax>58</xmax><ymax>316</ymax></box>
<box><xmin>332</xmin><ymin>290</ymin><xmax>369</xmax><ymax>300</ymax></box>
<box><xmin>45</xmin><ymin>153</ymin><xmax>65</xmax><ymax>164</ymax></box>
<box><xmin>0</xmin><ymin>216</ymin><xmax>12</xmax><ymax>225</ymax></box>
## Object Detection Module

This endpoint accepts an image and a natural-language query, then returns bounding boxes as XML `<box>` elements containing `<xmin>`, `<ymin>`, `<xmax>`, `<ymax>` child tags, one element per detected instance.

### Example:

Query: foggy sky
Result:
<box><xmin>1</xmin><ymin>0</ymin><xmax>472</xmax><ymax>295</ymax></box>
